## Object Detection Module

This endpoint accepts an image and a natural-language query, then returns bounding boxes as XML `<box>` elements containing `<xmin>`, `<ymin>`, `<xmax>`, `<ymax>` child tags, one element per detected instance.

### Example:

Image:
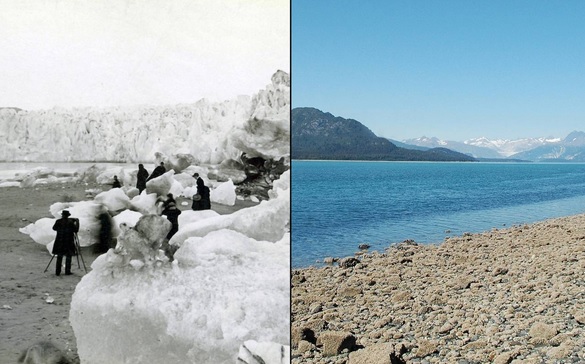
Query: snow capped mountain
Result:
<box><xmin>0</xmin><ymin>70</ymin><xmax>290</xmax><ymax>164</ymax></box>
<box><xmin>402</xmin><ymin>136</ymin><xmax>501</xmax><ymax>159</ymax></box>
<box><xmin>562</xmin><ymin>131</ymin><xmax>585</xmax><ymax>146</ymax></box>
<box><xmin>510</xmin><ymin>131</ymin><xmax>585</xmax><ymax>162</ymax></box>
<box><xmin>465</xmin><ymin>137</ymin><xmax>561</xmax><ymax>157</ymax></box>
<box><xmin>404</xmin><ymin>132</ymin><xmax>585</xmax><ymax>161</ymax></box>
<box><xmin>405</xmin><ymin>135</ymin><xmax>565</xmax><ymax>159</ymax></box>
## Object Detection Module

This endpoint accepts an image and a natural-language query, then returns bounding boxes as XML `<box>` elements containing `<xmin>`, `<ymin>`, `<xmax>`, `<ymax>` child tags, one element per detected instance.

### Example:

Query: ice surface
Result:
<box><xmin>210</xmin><ymin>179</ymin><xmax>237</xmax><ymax>206</ymax></box>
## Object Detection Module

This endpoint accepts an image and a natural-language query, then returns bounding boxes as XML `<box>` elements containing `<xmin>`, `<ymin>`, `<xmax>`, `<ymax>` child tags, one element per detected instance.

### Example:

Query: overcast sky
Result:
<box><xmin>0</xmin><ymin>0</ymin><xmax>289</xmax><ymax>110</ymax></box>
<box><xmin>293</xmin><ymin>1</ymin><xmax>585</xmax><ymax>141</ymax></box>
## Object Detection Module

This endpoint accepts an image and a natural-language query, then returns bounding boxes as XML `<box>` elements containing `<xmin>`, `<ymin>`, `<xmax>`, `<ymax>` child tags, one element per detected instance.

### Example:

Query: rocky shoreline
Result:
<box><xmin>292</xmin><ymin>214</ymin><xmax>585</xmax><ymax>363</ymax></box>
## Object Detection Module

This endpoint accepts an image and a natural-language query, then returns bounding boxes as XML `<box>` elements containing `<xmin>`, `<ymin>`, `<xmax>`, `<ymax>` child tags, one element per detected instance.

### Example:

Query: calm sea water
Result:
<box><xmin>0</xmin><ymin>162</ymin><xmax>155</xmax><ymax>181</ymax></box>
<box><xmin>292</xmin><ymin>161</ymin><xmax>585</xmax><ymax>267</ymax></box>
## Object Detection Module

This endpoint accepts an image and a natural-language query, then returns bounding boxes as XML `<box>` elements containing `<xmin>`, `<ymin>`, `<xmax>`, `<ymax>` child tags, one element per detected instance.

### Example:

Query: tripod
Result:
<box><xmin>44</xmin><ymin>233</ymin><xmax>88</xmax><ymax>274</ymax></box>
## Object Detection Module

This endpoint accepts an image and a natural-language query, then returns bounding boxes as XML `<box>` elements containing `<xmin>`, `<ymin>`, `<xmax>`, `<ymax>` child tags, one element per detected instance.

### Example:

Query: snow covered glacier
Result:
<box><xmin>0</xmin><ymin>70</ymin><xmax>290</xmax><ymax>164</ymax></box>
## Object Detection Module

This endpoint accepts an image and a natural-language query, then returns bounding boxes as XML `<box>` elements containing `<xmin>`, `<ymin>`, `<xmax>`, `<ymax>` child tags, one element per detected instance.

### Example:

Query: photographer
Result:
<box><xmin>51</xmin><ymin>210</ymin><xmax>79</xmax><ymax>276</ymax></box>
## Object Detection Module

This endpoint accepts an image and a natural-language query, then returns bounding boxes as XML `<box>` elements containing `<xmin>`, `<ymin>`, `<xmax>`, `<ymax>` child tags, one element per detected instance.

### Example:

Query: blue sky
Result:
<box><xmin>292</xmin><ymin>1</ymin><xmax>585</xmax><ymax>141</ymax></box>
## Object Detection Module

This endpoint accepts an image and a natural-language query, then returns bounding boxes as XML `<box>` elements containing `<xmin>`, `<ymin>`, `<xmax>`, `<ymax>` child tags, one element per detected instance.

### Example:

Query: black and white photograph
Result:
<box><xmin>0</xmin><ymin>1</ymin><xmax>290</xmax><ymax>363</ymax></box>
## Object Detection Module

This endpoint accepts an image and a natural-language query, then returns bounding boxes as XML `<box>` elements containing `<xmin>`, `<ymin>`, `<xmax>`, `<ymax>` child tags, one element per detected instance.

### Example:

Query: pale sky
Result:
<box><xmin>0</xmin><ymin>0</ymin><xmax>290</xmax><ymax>110</ymax></box>
<box><xmin>293</xmin><ymin>1</ymin><xmax>585</xmax><ymax>141</ymax></box>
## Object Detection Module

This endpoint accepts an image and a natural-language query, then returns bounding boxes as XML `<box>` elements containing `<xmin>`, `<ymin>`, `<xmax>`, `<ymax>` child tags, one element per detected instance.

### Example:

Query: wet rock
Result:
<box><xmin>339</xmin><ymin>257</ymin><xmax>360</xmax><ymax>269</ymax></box>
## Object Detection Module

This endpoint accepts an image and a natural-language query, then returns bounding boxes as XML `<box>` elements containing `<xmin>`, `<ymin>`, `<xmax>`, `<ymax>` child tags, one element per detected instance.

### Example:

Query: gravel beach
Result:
<box><xmin>292</xmin><ymin>214</ymin><xmax>585</xmax><ymax>363</ymax></box>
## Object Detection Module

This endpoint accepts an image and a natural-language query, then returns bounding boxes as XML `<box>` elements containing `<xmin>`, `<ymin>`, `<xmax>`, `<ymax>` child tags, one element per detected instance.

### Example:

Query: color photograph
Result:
<box><xmin>292</xmin><ymin>1</ymin><xmax>585</xmax><ymax>363</ymax></box>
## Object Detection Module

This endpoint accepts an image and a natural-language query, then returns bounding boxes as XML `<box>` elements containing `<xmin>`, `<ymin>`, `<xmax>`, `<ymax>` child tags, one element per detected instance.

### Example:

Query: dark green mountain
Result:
<box><xmin>292</xmin><ymin>107</ymin><xmax>476</xmax><ymax>161</ymax></box>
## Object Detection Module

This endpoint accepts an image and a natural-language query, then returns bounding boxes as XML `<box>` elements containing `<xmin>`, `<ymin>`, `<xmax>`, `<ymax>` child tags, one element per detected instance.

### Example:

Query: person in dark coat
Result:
<box><xmin>147</xmin><ymin>162</ymin><xmax>166</xmax><ymax>182</ymax></box>
<box><xmin>201</xmin><ymin>185</ymin><xmax>211</xmax><ymax>210</ymax></box>
<box><xmin>161</xmin><ymin>195</ymin><xmax>181</xmax><ymax>239</ymax></box>
<box><xmin>52</xmin><ymin>210</ymin><xmax>79</xmax><ymax>276</ymax></box>
<box><xmin>136</xmin><ymin>164</ymin><xmax>149</xmax><ymax>194</ymax></box>
<box><xmin>93</xmin><ymin>211</ymin><xmax>113</xmax><ymax>255</ymax></box>
<box><xmin>162</xmin><ymin>193</ymin><xmax>176</xmax><ymax>209</ymax></box>
<box><xmin>112</xmin><ymin>175</ymin><xmax>121</xmax><ymax>188</ymax></box>
<box><xmin>191</xmin><ymin>173</ymin><xmax>210</xmax><ymax>210</ymax></box>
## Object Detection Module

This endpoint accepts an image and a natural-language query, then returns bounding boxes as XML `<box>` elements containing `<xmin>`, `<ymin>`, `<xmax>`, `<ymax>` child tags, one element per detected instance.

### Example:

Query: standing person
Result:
<box><xmin>51</xmin><ymin>210</ymin><xmax>79</xmax><ymax>276</ymax></box>
<box><xmin>147</xmin><ymin>162</ymin><xmax>166</xmax><ymax>181</ymax></box>
<box><xmin>193</xmin><ymin>173</ymin><xmax>203</xmax><ymax>188</ymax></box>
<box><xmin>191</xmin><ymin>173</ymin><xmax>207</xmax><ymax>210</ymax></box>
<box><xmin>161</xmin><ymin>194</ymin><xmax>181</xmax><ymax>239</ymax></box>
<box><xmin>136</xmin><ymin>164</ymin><xmax>149</xmax><ymax>194</ymax></box>
<box><xmin>194</xmin><ymin>174</ymin><xmax>211</xmax><ymax>210</ymax></box>
<box><xmin>201</xmin><ymin>185</ymin><xmax>211</xmax><ymax>210</ymax></box>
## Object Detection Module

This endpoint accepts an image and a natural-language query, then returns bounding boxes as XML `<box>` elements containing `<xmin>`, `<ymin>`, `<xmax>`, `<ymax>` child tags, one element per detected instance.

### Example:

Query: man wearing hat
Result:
<box><xmin>51</xmin><ymin>210</ymin><xmax>79</xmax><ymax>276</ymax></box>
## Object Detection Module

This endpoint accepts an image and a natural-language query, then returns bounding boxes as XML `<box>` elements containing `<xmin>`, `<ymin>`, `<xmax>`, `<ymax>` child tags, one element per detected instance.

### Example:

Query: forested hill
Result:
<box><xmin>292</xmin><ymin>107</ymin><xmax>476</xmax><ymax>161</ymax></box>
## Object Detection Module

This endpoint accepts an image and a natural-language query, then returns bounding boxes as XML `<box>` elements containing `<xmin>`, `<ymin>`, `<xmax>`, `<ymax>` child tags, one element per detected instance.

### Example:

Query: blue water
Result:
<box><xmin>292</xmin><ymin>161</ymin><xmax>585</xmax><ymax>267</ymax></box>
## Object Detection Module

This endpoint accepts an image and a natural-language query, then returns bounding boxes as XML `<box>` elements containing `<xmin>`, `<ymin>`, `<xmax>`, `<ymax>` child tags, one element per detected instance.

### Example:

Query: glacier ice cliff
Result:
<box><xmin>0</xmin><ymin>70</ymin><xmax>290</xmax><ymax>164</ymax></box>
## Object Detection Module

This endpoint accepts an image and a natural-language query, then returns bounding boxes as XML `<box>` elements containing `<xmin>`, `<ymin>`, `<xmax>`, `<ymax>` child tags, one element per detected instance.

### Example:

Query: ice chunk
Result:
<box><xmin>171</xmin><ymin>185</ymin><xmax>289</xmax><ymax>245</ymax></box>
<box><xmin>111</xmin><ymin>210</ymin><xmax>143</xmax><ymax>238</ymax></box>
<box><xmin>94</xmin><ymin>188</ymin><xmax>131</xmax><ymax>212</ymax></box>
<box><xmin>177</xmin><ymin>209</ymin><xmax>219</xmax><ymax>227</ymax></box>
<box><xmin>71</xmin><ymin>229</ymin><xmax>289</xmax><ymax>364</ymax></box>
<box><xmin>168</xmin><ymin>178</ymin><xmax>185</xmax><ymax>198</ymax></box>
<box><xmin>124</xmin><ymin>186</ymin><xmax>140</xmax><ymax>199</ymax></box>
<box><xmin>237</xmin><ymin>340</ymin><xmax>290</xmax><ymax>364</ymax></box>
<box><xmin>145</xmin><ymin>170</ymin><xmax>175</xmax><ymax>196</ymax></box>
<box><xmin>112</xmin><ymin>215</ymin><xmax>171</xmax><ymax>264</ymax></box>
<box><xmin>76</xmin><ymin>164</ymin><xmax>106</xmax><ymax>184</ymax></box>
<box><xmin>154</xmin><ymin>152</ymin><xmax>194</xmax><ymax>173</ymax></box>
<box><xmin>0</xmin><ymin>181</ymin><xmax>21</xmax><ymax>187</ymax></box>
<box><xmin>210</xmin><ymin>179</ymin><xmax>236</xmax><ymax>206</ymax></box>
<box><xmin>173</xmin><ymin>172</ymin><xmax>196</xmax><ymax>188</ymax></box>
<box><xmin>48</xmin><ymin>201</ymin><xmax>104</xmax><ymax>247</ymax></box>
<box><xmin>96</xmin><ymin>167</ymin><xmax>125</xmax><ymax>185</ymax></box>
<box><xmin>19</xmin><ymin>218</ymin><xmax>57</xmax><ymax>246</ymax></box>
<box><xmin>129</xmin><ymin>192</ymin><xmax>159</xmax><ymax>215</ymax></box>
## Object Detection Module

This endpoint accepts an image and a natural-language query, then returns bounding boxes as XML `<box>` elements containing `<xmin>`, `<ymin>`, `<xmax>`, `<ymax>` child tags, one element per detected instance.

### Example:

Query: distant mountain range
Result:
<box><xmin>403</xmin><ymin>131</ymin><xmax>585</xmax><ymax>162</ymax></box>
<box><xmin>292</xmin><ymin>107</ymin><xmax>585</xmax><ymax>163</ymax></box>
<box><xmin>292</xmin><ymin>107</ymin><xmax>475</xmax><ymax>161</ymax></box>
